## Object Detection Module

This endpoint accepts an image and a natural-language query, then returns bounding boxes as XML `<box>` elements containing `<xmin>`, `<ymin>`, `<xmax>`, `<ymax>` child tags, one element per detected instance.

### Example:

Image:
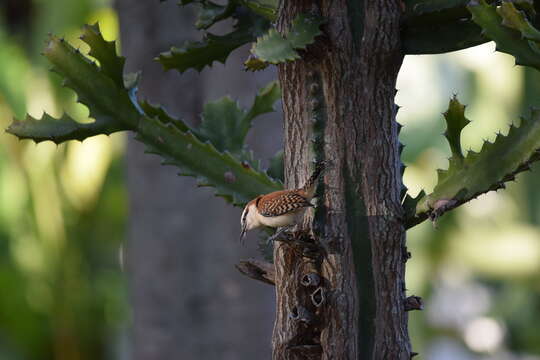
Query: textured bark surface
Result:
<box><xmin>115</xmin><ymin>1</ymin><xmax>278</xmax><ymax>359</ymax></box>
<box><xmin>274</xmin><ymin>1</ymin><xmax>410</xmax><ymax>359</ymax></box>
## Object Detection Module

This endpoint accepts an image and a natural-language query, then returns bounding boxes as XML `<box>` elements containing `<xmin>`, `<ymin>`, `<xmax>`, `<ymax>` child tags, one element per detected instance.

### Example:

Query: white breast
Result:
<box><xmin>256</xmin><ymin>209</ymin><xmax>305</xmax><ymax>228</ymax></box>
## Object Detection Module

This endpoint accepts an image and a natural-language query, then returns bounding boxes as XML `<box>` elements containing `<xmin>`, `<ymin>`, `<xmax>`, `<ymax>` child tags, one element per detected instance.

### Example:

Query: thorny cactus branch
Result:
<box><xmin>157</xmin><ymin>2</ymin><xmax>271</xmax><ymax>73</ymax></box>
<box><xmin>402</xmin><ymin>0</ymin><xmax>538</xmax><ymax>54</ymax></box>
<box><xmin>249</xmin><ymin>13</ymin><xmax>325</xmax><ymax>66</ymax></box>
<box><xmin>6</xmin><ymin>23</ymin><xmax>283</xmax><ymax>207</ymax></box>
<box><xmin>468</xmin><ymin>0</ymin><xmax>540</xmax><ymax>71</ymax></box>
<box><xmin>405</xmin><ymin>96</ymin><xmax>540</xmax><ymax>228</ymax></box>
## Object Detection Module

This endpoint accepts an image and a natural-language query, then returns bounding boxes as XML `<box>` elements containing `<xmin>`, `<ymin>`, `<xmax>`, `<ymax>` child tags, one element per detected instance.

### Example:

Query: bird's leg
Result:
<box><xmin>267</xmin><ymin>226</ymin><xmax>294</xmax><ymax>244</ymax></box>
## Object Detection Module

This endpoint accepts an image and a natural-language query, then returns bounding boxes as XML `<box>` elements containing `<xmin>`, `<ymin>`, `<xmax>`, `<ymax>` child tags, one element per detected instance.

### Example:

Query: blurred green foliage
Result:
<box><xmin>0</xmin><ymin>1</ymin><xmax>126</xmax><ymax>359</ymax></box>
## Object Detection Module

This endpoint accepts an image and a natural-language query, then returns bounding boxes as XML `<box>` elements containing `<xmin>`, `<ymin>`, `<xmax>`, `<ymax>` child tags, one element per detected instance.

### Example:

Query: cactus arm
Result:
<box><xmin>497</xmin><ymin>1</ymin><xmax>540</xmax><ymax>41</ymax></box>
<box><xmin>238</xmin><ymin>0</ymin><xmax>277</xmax><ymax>21</ymax></box>
<box><xmin>6</xmin><ymin>25</ymin><xmax>283</xmax><ymax>206</ymax></box>
<box><xmin>404</xmin><ymin>0</ymin><xmax>533</xmax><ymax>24</ymax></box>
<box><xmin>179</xmin><ymin>0</ymin><xmax>277</xmax><ymax>25</ymax></box>
<box><xmin>6</xmin><ymin>113</ymin><xmax>128</xmax><ymax>144</ymax></box>
<box><xmin>138</xmin><ymin>100</ymin><xmax>192</xmax><ymax>133</ymax></box>
<box><xmin>157</xmin><ymin>9</ymin><xmax>270</xmax><ymax>73</ymax></box>
<box><xmin>404</xmin><ymin>0</ymin><xmax>470</xmax><ymax>24</ymax></box>
<box><xmin>156</xmin><ymin>32</ymin><xmax>254</xmax><ymax>73</ymax></box>
<box><xmin>402</xmin><ymin>19</ymin><xmax>486</xmax><ymax>54</ymax></box>
<box><xmin>194</xmin><ymin>80</ymin><xmax>280</xmax><ymax>154</ymax></box>
<box><xmin>137</xmin><ymin>116</ymin><xmax>282</xmax><ymax>204</ymax></box>
<box><xmin>401</xmin><ymin>0</ymin><xmax>538</xmax><ymax>54</ymax></box>
<box><xmin>80</xmin><ymin>23</ymin><xmax>125</xmax><ymax>88</ymax></box>
<box><xmin>193</xmin><ymin>0</ymin><xmax>237</xmax><ymax>30</ymax></box>
<box><xmin>242</xmin><ymin>80</ymin><xmax>280</xmax><ymax>126</ymax></box>
<box><xmin>402</xmin><ymin>0</ymin><xmax>490</xmax><ymax>54</ymax></box>
<box><xmin>267</xmin><ymin>150</ymin><xmax>284</xmax><ymax>183</ymax></box>
<box><xmin>468</xmin><ymin>0</ymin><xmax>540</xmax><ymax>71</ymax></box>
<box><xmin>198</xmin><ymin>97</ymin><xmax>248</xmax><ymax>153</ymax></box>
<box><xmin>406</xmin><ymin>97</ymin><xmax>540</xmax><ymax>228</ymax></box>
<box><xmin>251</xmin><ymin>29</ymin><xmax>299</xmax><ymax>64</ymax></box>
<box><xmin>443</xmin><ymin>95</ymin><xmax>470</xmax><ymax>161</ymax></box>
<box><xmin>250</xmin><ymin>13</ymin><xmax>324</xmax><ymax>65</ymax></box>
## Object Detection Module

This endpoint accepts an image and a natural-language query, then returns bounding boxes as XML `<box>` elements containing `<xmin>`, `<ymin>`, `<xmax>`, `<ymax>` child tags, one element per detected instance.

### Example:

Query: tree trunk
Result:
<box><xmin>274</xmin><ymin>1</ymin><xmax>410</xmax><ymax>359</ymax></box>
<box><xmin>115</xmin><ymin>1</ymin><xmax>277</xmax><ymax>359</ymax></box>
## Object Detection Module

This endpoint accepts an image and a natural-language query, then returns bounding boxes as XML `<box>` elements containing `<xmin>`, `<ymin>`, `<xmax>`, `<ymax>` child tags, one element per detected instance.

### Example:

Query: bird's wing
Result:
<box><xmin>258</xmin><ymin>192</ymin><xmax>313</xmax><ymax>217</ymax></box>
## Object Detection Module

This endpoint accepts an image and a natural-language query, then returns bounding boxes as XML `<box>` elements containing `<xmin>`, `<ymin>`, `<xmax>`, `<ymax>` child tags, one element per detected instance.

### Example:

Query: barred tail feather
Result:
<box><xmin>301</xmin><ymin>161</ymin><xmax>326</xmax><ymax>198</ymax></box>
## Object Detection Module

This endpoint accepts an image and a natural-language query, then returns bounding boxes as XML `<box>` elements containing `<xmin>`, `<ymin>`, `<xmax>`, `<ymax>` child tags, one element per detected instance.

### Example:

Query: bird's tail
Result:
<box><xmin>301</xmin><ymin>161</ymin><xmax>327</xmax><ymax>198</ymax></box>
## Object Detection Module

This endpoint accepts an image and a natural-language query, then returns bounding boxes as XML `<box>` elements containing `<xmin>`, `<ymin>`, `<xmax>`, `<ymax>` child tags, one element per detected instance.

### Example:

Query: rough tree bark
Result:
<box><xmin>115</xmin><ymin>1</ymin><xmax>276</xmax><ymax>359</ymax></box>
<box><xmin>274</xmin><ymin>1</ymin><xmax>410</xmax><ymax>359</ymax></box>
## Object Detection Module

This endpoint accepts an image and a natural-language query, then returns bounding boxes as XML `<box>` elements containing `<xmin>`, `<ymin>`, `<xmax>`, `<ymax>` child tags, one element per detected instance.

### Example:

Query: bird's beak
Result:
<box><xmin>240</xmin><ymin>225</ymin><xmax>247</xmax><ymax>243</ymax></box>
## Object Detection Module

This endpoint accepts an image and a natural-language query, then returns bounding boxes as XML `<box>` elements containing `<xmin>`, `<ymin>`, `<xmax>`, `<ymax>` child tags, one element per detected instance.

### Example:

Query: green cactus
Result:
<box><xmin>135</xmin><ymin>116</ymin><xmax>281</xmax><ymax>204</ymax></box>
<box><xmin>401</xmin><ymin>0</ymin><xmax>538</xmax><ymax>54</ymax></box>
<box><xmin>251</xmin><ymin>29</ymin><xmax>299</xmax><ymax>64</ymax></box>
<box><xmin>187</xmin><ymin>0</ymin><xmax>237</xmax><ymax>30</ymax></box>
<box><xmin>7</xmin><ymin>112</ymin><xmax>129</xmax><ymax>144</ymax></box>
<box><xmin>177</xmin><ymin>0</ymin><xmax>277</xmax><ymax>22</ymax></box>
<box><xmin>404</xmin><ymin>0</ymin><xmax>471</xmax><ymax>21</ymax></box>
<box><xmin>6</xmin><ymin>23</ymin><xmax>282</xmax><ymax>207</ymax></box>
<box><xmin>157</xmin><ymin>7</ymin><xmax>270</xmax><ymax>73</ymax></box>
<box><xmin>239</xmin><ymin>0</ymin><xmax>277</xmax><ymax>21</ymax></box>
<box><xmin>250</xmin><ymin>13</ymin><xmax>325</xmax><ymax>65</ymax></box>
<box><xmin>267</xmin><ymin>150</ymin><xmax>284</xmax><ymax>183</ymax></box>
<box><xmin>402</xmin><ymin>0</ymin><xmax>488</xmax><ymax>54</ymax></box>
<box><xmin>195</xmin><ymin>81</ymin><xmax>280</xmax><ymax>154</ymax></box>
<box><xmin>468</xmin><ymin>0</ymin><xmax>540</xmax><ymax>71</ymax></box>
<box><xmin>497</xmin><ymin>1</ymin><xmax>540</xmax><ymax>41</ymax></box>
<box><xmin>406</xmin><ymin>96</ymin><xmax>540</xmax><ymax>228</ymax></box>
<box><xmin>402</xmin><ymin>20</ymin><xmax>486</xmax><ymax>54</ymax></box>
<box><xmin>139</xmin><ymin>100</ymin><xmax>192</xmax><ymax>132</ymax></box>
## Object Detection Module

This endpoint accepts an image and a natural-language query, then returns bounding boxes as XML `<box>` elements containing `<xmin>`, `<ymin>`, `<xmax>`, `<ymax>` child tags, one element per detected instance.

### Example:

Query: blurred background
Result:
<box><xmin>0</xmin><ymin>0</ymin><xmax>539</xmax><ymax>359</ymax></box>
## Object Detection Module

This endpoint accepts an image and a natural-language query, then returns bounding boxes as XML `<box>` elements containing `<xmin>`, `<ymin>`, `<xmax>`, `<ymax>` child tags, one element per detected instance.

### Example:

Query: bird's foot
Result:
<box><xmin>267</xmin><ymin>227</ymin><xmax>293</xmax><ymax>244</ymax></box>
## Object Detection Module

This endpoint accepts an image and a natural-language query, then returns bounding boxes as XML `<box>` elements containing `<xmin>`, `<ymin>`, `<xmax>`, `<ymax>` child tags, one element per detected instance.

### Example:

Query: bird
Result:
<box><xmin>240</xmin><ymin>161</ymin><xmax>326</xmax><ymax>243</ymax></box>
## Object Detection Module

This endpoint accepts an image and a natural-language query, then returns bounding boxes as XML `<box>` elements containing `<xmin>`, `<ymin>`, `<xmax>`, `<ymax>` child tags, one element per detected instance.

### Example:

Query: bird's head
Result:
<box><xmin>240</xmin><ymin>197</ymin><xmax>262</xmax><ymax>242</ymax></box>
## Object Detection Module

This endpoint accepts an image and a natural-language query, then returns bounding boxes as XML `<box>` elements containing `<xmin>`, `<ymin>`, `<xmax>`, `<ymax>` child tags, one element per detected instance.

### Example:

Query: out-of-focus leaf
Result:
<box><xmin>0</xmin><ymin>30</ymin><xmax>28</xmax><ymax>118</ymax></box>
